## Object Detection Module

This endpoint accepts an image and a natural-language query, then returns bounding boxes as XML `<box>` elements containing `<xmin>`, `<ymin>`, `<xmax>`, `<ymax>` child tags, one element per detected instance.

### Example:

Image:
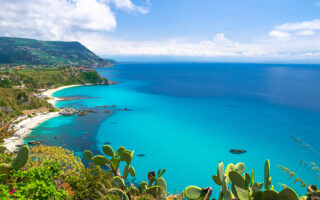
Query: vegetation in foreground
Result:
<box><xmin>0</xmin><ymin>144</ymin><xmax>318</xmax><ymax>200</ymax></box>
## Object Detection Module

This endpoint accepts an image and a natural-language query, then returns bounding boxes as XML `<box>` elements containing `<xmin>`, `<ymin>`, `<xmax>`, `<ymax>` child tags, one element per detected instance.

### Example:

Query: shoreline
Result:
<box><xmin>3</xmin><ymin>84</ymin><xmax>82</xmax><ymax>152</ymax></box>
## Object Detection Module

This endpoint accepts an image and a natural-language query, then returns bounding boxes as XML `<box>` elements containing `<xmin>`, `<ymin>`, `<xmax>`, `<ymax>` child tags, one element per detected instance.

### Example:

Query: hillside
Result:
<box><xmin>0</xmin><ymin>37</ymin><xmax>112</xmax><ymax>68</ymax></box>
<box><xmin>0</xmin><ymin>67</ymin><xmax>110</xmax><ymax>125</ymax></box>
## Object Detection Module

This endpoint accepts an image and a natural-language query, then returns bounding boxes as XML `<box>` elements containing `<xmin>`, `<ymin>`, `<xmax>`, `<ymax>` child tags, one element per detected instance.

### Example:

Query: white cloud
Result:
<box><xmin>0</xmin><ymin>0</ymin><xmax>149</xmax><ymax>40</ymax></box>
<box><xmin>296</xmin><ymin>30</ymin><xmax>316</xmax><ymax>36</ymax></box>
<box><xmin>103</xmin><ymin>0</ymin><xmax>149</xmax><ymax>14</ymax></box>
<box><xmin>275</xmin><ymin>19</ymin><xmax>320</xmax><ymax>31</ymax></box>
<box><xmin>316</xmin><ymin>1</ymin><xmax>320</xmax><ymax>7</ymax></box>
<box><xmin>0</xmin><ymin>1</ymin><xmax>320</xmax><ymax>61</ymax></box>
<box><xmin>78</xmin><ymin>32</ymin><xmax>320</xmax><ymax>60</ymax></box>
<box><xmin>268</xmin><ymin>30</ymin><xmax>290</xmax><ymax>40</ymax></box>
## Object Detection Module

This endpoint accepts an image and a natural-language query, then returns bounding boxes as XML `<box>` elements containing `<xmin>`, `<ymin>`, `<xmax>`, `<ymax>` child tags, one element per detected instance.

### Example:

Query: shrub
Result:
<box><xmin>5</xmin><ymin>160</ymin><xmax>69</xmax><ymax>199</ymax></box>
<box><xmin>27</xmin><ymin>145</ymin><xmax>84</xmax><ymax>179</ymax></box>
<box><xmin>67</xmin><ymin>163</ymin><xmax>113</xmax><ymax>200</ymax></box>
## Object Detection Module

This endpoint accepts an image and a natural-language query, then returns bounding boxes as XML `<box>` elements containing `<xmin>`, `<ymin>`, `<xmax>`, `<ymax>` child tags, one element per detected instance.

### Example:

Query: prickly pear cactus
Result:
<box><xmin>128</xmin><ymin>186</ymin><xmax>140</xmax><ymax>196</ymax></box>
<box><xmin>92</xmin><ymin>155</ymin><xmax>109</xmax><ymax>166</ymax></box>
<box><xmin>139</xmin><ymin>181</ymin><xmax>148</xmax><ymax>194</ymax></box>
<box><xmin>83</xmin><ymin>150</ymin><xmax>93</xmax><ymax>161</ymax></box>
<box><xmin>129</xmin><ymin>166</ymin><xmax>135</xmax><ymax>177</ymax></box>
<box><xmin>102</xmin><ymin>145</ymin><xmax>115</xmax><ymax>157</ymax></box>
<box><xmin>107</xmin><ymin>188</ymin><xmax>129</xmax><ymax>200</ymax></box>
<box><xmin>155</xmin><ymin>176</ymin><xmax>167</xmax><ymax>198</ymax></box>
<box><xmin>184</xmin><ymin>186</ymin><xmax>204</xmax><ymax>200</ymax></box>
<box><xmin>252</xmin><ymin>182</ymin><xmax>264</xmax><ymax>191</ymax></box>
<box><xmin>11</xmin><ymin>146</ymin><xmax>29</xmax><ymax>169</ymax></box>
<box><xmin>235</xmin><ymin>162</ymin><xmax>245</xmax><ymax>174</ymax></box>
<box><xmin>262</xmin><ymin>189</ymin><xmax>278</xmax><ymax>200</ymax></box>
<box><xmin>115</xmin><ymin>146</ymin><xmax>125</xmax><ymax>157</ymax></box>
<box><xmin>123</xmin><ymin>164</ymin><xmax>129</xmax><ymax>179</ymax></box>
<box><xmin>229</xmin><ymin>171</ymin><xmax>246</xmax><ymax>189</ymax></box>
<box><xmin>264</xmin><ymin>160</ymin><xmax>271</xmax><ymax>190</ymax></box>
<box><xmin>218</xmin><ymin>161</ymin><xmax>225</xmax><ymax>184</ymax></box>
<box><xmin>120</xmin><ymin>150</ymin><xmax>132</xmax><ymax>164</ymax></box>
<box><xmin>0</xmin><ymin>163</ymin><xmax>10</xmax><ymax>174</ymax></box>
<box><xmin>112</xmin><ymin>176</ymin><xmax>125</xmax><ymax>189</ymax></box>
<box><xmin>278</xmin><ymin>187</ymin><xmax>298</xmax><ymax>200</ymax></box>
<box><xmin>212</xmin><ymin>175</ymin><xmax>222</xmax><ymax>186</ymax></box>
<box><xmin>225</xmin><ymin>163</ymin><xmax>236</xmax><ymax>183</ymax></box>
<box><xmin>144</xmin><ymin>185</ymin><xmax>163</xmax><ymax>199</ymax></box>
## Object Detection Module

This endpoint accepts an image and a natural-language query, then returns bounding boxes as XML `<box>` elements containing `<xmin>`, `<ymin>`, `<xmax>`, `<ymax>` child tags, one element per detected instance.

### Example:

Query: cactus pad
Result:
<box><xmin>129</xmin><ymin>187</ymin><xmax>140</xmax><ymax>196</ymax></box>
<box><xmin>155</xmin><ymin>177</ymin><xmax>167</xmax><ymax>198</ymax></box>
<box><xmin>278</xmin><ymin>187</ymin><xmax>298</xmax><ymax>200</ymax></box>
<box><xmin>229</xmin><ymin>171</ymin><xmax>246</xmax><ymax>189</ymax></box>
<box><xmin>120</xmin><ymin>150</ymin><xmax>132</xmax><ymax>164</ymax></box>
<box><xmin>144</xmin><ymin>186</ymin><xmax>163</xmax><ymax>199</ymax></box>
<box><xmin>253</xmin><ymin>182</ymin><xmax>264</xmax><ymax>191</ymax></box>
<box><xmin>110</xmin><ymin>157</ymin><xmax>120</xmax><ymax>171</ymax></box>
<box><xmin>123</xmin><ymin>164</ymin><xmax>129</xmax><ymax>179</ymax></box>
<box><xmin>92</xmin><ymin>155</ymin><xmax>109</xmax><ymax>166</ymax></box>
<box><xmin>139</xmin><ymin>181</ymin><xmax>148</xmax><ymax>194</ymax></box>
<box><xmin>184</xmin><ymin>186</ymin><xmax>204</xmax><ymax>200</ymax></box>
<box><xmin>11</xmin><ymin>146</ymin><xmax>29</xmax><ymax>169</ymax></box>
<box><xmin>212</xmin><ymin>175</ymin><xmax>222</xmax><ymax>186</ymax></box>
<box><xmin>225</xmin><ymin>163</ymin><xmax>236</xmax><ymax>183</ymax></box>
<box><xmin>107</xmin><ymin>188</ymin><xmax>129</xmax><ymax>200</ymax></box>
<box><xmin>264</xmin><ymin>160</ymin><xmax>271</xmax><ymax>190</ymax></box>
<box><xmin>116</xmin><ymin>146</ymin><xmax>125</xmax><ymax>156</ymax></box>
<box><xmin>218</xmin><ymin>161</ymin><xmax>225</xmax><ymax>184</ymax></box>
<box><xmin>235</xmin><ymin>162</ymin><xmax>245</xmax><ymax>174</ymax></box>
<box><xmin>129</xmin><ymin>166</ymin><xmax>135</xmax><ymax>177</ymax></box>
<box><xmin>262</xmin><ymin>189</ymin><xmax>278</xmax><ymax>200</ymax></box>
<box><xmin>0</xmin><ymin>163</ymin><xmax>10</xmax><ymax>174</ymax></box>
<box><xmin>112</xmin><ymin>176</ymin><xmax>125</xmax><ymax>188</ymax></box>
<box><xmin>102</xmin><ymin>145</ymin><xmax>115</xmax><ymax>157</ymax></box>
<box><xmin>83</xmin><ymin>150</ymin><xmax>93</xmax><ymax>161</ymax></box>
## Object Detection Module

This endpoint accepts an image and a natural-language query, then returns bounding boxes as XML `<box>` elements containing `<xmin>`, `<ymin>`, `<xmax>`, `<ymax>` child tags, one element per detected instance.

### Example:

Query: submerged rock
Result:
<box><xmin>78</xmin><ymin>110</ymin><xmax>88</xmax><ymax>116</ymax></box>
<box><xmin>229</xmin><ymin>149</ymin><xmax>247</xmax><ymax>154</ymax></box>
<box><xmin>28</xmin><ymin>141</ymin><xmax>41</xmax><ymax>145</ymax></box>
<box><xmin>59</xmin><ymin>108</ymin><xmax>78</xmax><ymax>116</ymax></box>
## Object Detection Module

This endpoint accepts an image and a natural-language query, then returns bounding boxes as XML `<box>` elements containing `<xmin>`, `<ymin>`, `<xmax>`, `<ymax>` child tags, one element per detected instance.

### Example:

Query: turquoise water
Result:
<box><xmin>27</xmin><ymin>63</ymin><xmax>320</xmax><ymax>196</ymax></box>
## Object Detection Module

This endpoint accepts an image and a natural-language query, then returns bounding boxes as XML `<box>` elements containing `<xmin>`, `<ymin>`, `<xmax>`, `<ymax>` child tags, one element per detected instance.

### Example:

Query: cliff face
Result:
<box><xmin>0</xmin><ymin>37</ymin><xmax>112</xmax><ymax>68</ymax></box>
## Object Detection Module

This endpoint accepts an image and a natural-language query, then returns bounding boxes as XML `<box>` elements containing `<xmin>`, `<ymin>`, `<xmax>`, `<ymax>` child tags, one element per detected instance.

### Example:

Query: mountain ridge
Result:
<box><xmin>0</xmin><ymin>37</ymin><xmax>112</xmax><ymax>68</ymax></box>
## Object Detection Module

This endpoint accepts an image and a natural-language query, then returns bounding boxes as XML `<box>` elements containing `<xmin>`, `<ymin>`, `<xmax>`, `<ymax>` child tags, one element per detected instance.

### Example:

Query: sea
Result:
<box><xmin>25</xmin><ymin>62</ymin><xmax>320</xmax><ymax>196</ymax></box>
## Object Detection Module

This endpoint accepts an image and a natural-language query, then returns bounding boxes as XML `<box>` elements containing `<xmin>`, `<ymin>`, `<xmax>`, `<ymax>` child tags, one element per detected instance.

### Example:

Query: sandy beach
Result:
<box><xmin>3</xmin><ymin>84</ymin><xmax>81</xmax><ymax>152</ymax></box>
<box><xmin>42</xmin><ymin>84</ymin><xmax>82</xmax><ymax>106</ymax></box>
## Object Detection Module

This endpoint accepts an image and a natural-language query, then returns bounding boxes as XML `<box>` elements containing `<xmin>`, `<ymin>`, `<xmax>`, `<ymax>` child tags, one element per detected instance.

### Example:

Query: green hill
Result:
<box><xmin>0</xmin><ymin>37</ymin><xmax>112</xmax><ymax>68</ymax></box>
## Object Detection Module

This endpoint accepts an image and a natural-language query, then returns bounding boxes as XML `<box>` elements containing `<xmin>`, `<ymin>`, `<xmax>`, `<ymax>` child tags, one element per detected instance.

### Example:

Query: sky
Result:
<box><xmin>1</xmin><ymin>0</ymin><xmax>320</xmax><ymax>62</ymax></box>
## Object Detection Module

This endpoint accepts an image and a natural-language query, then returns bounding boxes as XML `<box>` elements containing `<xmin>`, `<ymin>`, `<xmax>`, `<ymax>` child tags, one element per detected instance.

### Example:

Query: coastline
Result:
<box><xmin>3</xmin><ymin>84</ymin><xmax>81</xmax><ymax>152</ymax></box>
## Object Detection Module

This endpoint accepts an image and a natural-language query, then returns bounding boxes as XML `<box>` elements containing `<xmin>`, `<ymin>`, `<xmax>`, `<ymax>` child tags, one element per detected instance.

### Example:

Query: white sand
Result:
<box><xmin>3</xmin><ymin>84</ymin><xmax>81</xmax><ymax>152</ymax></box>
<box><xmin>42</xmin><ymin>84</ymin><xmax>81</xmax><ymax>106</ymax></box>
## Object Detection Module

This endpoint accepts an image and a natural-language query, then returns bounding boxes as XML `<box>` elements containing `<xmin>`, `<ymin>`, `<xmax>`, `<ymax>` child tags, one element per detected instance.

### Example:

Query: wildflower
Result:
<box><xmin>9</xmin><ymin>186</ymin><xmax>17</xmax><ymax>195</ymax></box>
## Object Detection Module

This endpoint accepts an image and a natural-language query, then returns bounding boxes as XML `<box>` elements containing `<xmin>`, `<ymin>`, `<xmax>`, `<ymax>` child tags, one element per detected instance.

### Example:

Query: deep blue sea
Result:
<box><xmin>26</xmin><ymin>62</ymin><xmax>320</xmax><ymax>196</ymax></box>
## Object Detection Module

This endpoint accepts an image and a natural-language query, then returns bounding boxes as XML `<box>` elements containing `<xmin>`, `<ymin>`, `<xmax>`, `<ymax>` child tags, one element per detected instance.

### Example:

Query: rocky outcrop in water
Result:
<box><xmin>59</xmin><ymin>108</ymin><xmax>78</xmax><ymax>116</ymax></box>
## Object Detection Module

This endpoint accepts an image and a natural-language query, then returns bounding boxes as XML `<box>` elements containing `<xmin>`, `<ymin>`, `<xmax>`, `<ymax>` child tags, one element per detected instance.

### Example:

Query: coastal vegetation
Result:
<box><xmin>0</xmin><ymin>67</ymin><xmax>110</xmax><ymax>144</ymax></box>
<box><xmin>0</xmin><ymin>144</ymin><xmax>318</xmax><ymax>199</ymax></box>
<box><xmin>0</xmin><ymin>37</ymin><xmax>112</xmax><ymax>68</ymax></box>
